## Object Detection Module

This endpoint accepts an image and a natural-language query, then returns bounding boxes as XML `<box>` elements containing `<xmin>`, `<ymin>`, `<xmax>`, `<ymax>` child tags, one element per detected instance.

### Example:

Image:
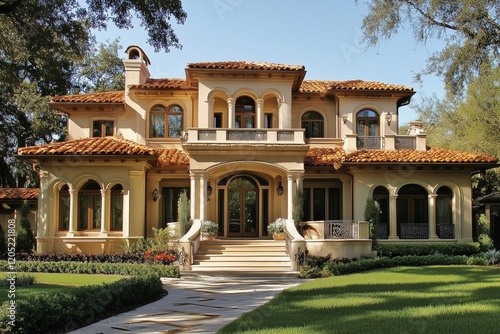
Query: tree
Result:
<box><xmin>359</xmin><ymin>0</ymin><xmax>500</xmax><ymax>95</ymax></box>
<box><xmin>15</xmin><ymin>200</ymin><xmax>36</xmax><ymax>253</ymax></box>
<box><xmin>0</xmin><ymin>1</ymin><xmax>186</xmax><ymax>187</ymax></box>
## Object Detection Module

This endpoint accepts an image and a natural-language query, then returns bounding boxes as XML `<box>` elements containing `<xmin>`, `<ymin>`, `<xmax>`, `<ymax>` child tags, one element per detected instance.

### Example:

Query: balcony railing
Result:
<box><xmin>357</xmin><ymin>136</ymin><xmax>383</xmax><ymax>149</ymax></box>
<box><xmin>376</xmin><ymin>223</ymin><xmax>389</xmax><ymax>239</ymax></box>
<box><xmin>400</xmin><ymin>223</ymin><xmax>429</xmax><ymax>239</ymax></box>
<box><xmin>437</xmin><ymin>224</ymin><xmax>455</xmax><ymax>239</ymax></box>
<box><xmin>324</xmin><ymin>220</ymin><xmax>359</xmax><ymax>239</ymax></box>
<box><xmin>184</xmin><ymin>128</ymin><xmax>305</xmax><ymax>145</ymax></box>
<box><xmin>395</xmin><ymin>136</ymin><xmax>416</xmax><ymax>150</ymax></box>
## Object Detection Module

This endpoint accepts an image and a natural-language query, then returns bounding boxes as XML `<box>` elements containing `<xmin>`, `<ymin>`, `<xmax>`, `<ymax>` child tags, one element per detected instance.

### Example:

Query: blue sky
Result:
<box><xmin>94</xmin><ymin>0</ymin><xmax>446</xmax><ymax>125</ymax></box>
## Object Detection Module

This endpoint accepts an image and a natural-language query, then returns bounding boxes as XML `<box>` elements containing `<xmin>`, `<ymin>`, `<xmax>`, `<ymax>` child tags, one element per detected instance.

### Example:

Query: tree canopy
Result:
<box><xmin>359</xmin><ymin>0</ymin><xmax>500</xmax><ymax>95</ymax></box>
<box><xmin>0</xmin><ymin>0</ymin><xmax>186</xmax><ymax>187</ymax></box>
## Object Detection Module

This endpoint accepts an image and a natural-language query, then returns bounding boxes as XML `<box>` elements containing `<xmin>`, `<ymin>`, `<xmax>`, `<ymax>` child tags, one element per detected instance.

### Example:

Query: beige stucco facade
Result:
<box><xmin>18</xmin><ymin>45</ymin><xmax>498</xmax><ymax>261</ymax></box>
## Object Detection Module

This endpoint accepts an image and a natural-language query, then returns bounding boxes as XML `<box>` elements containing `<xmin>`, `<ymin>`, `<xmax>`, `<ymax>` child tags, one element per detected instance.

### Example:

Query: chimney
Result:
<box><xmin>123</xmin><ymin>45</ymin><xmax>151</xmax><ymax>95</ymax></box>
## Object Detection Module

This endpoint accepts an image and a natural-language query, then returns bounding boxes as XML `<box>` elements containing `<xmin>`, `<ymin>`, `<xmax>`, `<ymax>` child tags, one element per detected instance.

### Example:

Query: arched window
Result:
<box><xmin>356</xmin><ymin>110</ymin><xmax>380</xmax><ymax>149</ymax></box>
<box><xmin>302</xmin><ymin>111</ymin><xmax>324</xmax><ymax>138</ymax></box>
<box><xmin>436</xmin><ymin>186</ymin><xmax>454</xmax><ymax>238</ymax></box>
<box><xmin>59</xmin><ymin>185</ymin><xmax>69</xmax><ymax>231</ymax></box>
<box><xmin>397</xmin><ymin>184</ymin><xmax>428</xmax><ymax>238</ymax></box>
<box><xmin>78</xmin><ymin>180</ymin><xmax>101</xmax><ymax>230</ymax></box>
<box><xmin>111</xmin><ymin>184</ymin><xmax>124</xmax><ymax>231</ymax></box>
<box><xmin>235</xmin><ymin>96</ymin><xmax>255</xmax><ymax>128</ymax></box>
<box><xmin>149</xmin><ymin>104</ymin><xmax>183</xmax><ymax>138</ymax></box>
<box><xmin>373</xmin><ymin>186</ymin><xmax>389</xmax><ymax>239</ymax></box>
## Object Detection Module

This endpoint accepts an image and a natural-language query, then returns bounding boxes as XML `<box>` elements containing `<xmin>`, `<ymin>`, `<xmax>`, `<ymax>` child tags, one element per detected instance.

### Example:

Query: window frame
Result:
<box><xmin>92</xmin><ymin>120</ymin><xmax>114</xmax><ymax>137</ymax></box>
<box><xmin>301</xmin><ymin>111</ymin><xmax>324</xmax><ymax>138</ymax></box>
<box><xmin>78</xmin><ymin>181</ymin><xmax>102</xmax><ymax>231</ymax></box>
<box><xmin>58</xmin><ymin>185</ymin><xmax>70</xmax><ymax>231</ymax></box>
<box><xmin>149</xmin><ymin>104</ymin><xmax>184</xmax><ymax>138</ymax></box>
<box><xmin>356</xmin><ymin>109</ymin><xmax>379</xmax><ymax>137</ymax></box>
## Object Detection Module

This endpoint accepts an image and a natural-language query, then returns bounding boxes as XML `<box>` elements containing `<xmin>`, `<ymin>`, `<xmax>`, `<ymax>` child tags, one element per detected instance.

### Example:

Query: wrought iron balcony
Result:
<box><xmin>395</xmin><ymin>136</ymin><xmax>417</xmax><ymax>150</ymax></box>
<box><xmin>183</xmin><ymin>128</ymin><xmax>305</xmax><ymax>145</ymax></box>
<box><xmin>357</xmin><ymin>136</ymin><xmax>383</xmax><ymax>149</ymax></box>
<box><xmin>376</xmin><ymin>223</ymin><xmax>389</xmax><ymax>239</ymax></box>
<box><xmin>324</xmin><ymin>220</ymin><xmax>359</xmax><ymax>239</ymax></box>
<box><xmin>437</xmin><ymin>224</ymin><xmax>455</xmax><ymax>239</ymax></box>
<box><xmin>400</xmin><ymin>223</ymin><xmax>429</xmax><ymax>239</ymax></box>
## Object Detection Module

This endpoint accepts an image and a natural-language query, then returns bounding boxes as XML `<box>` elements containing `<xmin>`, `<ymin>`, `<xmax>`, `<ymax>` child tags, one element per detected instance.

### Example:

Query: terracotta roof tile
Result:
<box><xmin>51</xmin><ymin>91</ymin><xmax>124</xmax><ymax>103</ymax></box>
<box><xmin>305</xmin><ymin>147</ymin><xmax>498</xmax><ymax>168</ymax></box>
<box><xmin>18</xmin><ymin>137</ymin><xmax>157</xmax><ymax>156</ymax></box>
<box><xmin>299</xmin><ymin>80</ymin><xmax>413</xmax><ymax>93</ymax></box>
<box><xmin>305</xmin><ymin>147</ymin><xmax>344</xmax><ymax>169</ymax></box>
<box><xmin>187</xmin><ymin>61</ymin><xmax>305</xmax><ymax>71</ymax></box>
<box><xmin>0</xmin><ymin>188</ymin><xmax>38</xmax><ymax>200</ymax></box>
<box><xmin>130</xmin><ymin>78</ymin><xmax>189</xmax><ymax>89</ymax></box>
<box><xmin>157</xmin><ymin>149</ymin><xmax>190</xmax><ymax>167</ymax></box>
<box><xmin>345</xmin><ymin>147</ymin><xmax>498</xmax><ymax>164</ymax></box>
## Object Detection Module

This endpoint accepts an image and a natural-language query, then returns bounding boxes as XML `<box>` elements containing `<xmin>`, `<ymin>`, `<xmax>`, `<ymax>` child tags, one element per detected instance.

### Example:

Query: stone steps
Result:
<box><xmin>192</xmin><ymin>239</ymin><xmax>292</xmax><ymax>272</ymax></box>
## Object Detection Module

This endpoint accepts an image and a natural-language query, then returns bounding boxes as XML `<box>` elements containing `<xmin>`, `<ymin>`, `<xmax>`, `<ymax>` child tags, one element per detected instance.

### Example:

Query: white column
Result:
<box><xmin>67</xmin><ymin>189</ymin><xmax>77</xmax><ymax>236</ymax></box>
<box><xmin>256</xmin><ymin>98</ymin><xmax>264</xmax><ymax>129</ymax></box>
<box><xmin>287</xmin><ymin>175</ymin><xmax>294</xmax><ymax>220</ymax></box>
<box><xmin>388</xmin><ymin>195</ymin><xmax>399</xmax><ymax>239</ymax></box>
<box><xmin>100</xmin><ymin>189</ymin><xmax>109</xmax><ymax>235</ymax></box>
<box><xmin>190</xmin><ymin>173</ymin><xmax>196</xmax><ymax>219</ymax></box>
<box><xmin>428</xmin><ymin>194</ymin><xmax>438</xmax><ymax>239</ymax></box>
<box><xmin>227</xmin><ymin>98</ymin><xmax>234</xmax><ymax>129</ymax></box>
<box><xmin>208</xmin><ymin>100</ymin><xmax>214</xmax><ymax>128</ymax></box>
<box><xmin>199</xmin><ymin>176</ymin><xmax>206</xmax><ymax>220</ymax></box>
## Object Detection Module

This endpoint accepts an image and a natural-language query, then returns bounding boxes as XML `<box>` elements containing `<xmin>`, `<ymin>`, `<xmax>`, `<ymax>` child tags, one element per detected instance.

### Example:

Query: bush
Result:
<box><xmin>15</xmin><ymin>201</ymin><xmax>36</xmax><ymax>254</ymax></box>
<box><xmin>16</xmin><ymin>252</ymin><xmax>145</xmax><ymax>263</ymax></box>
<box><xmin>466</xmin><ymin>255</ymin><xmax>489</xmax><ymax>266</ymax></box>
<box><xmin>0</xmin><ymin>260</ymin><xmax>180</xmax><ymax>278</ymax></box>
<box><xmin>0</xmin><ymin>273</ymin><xmax>36</xmax><ymax>287</ymax></box>
<box><xmin>0</xmin><ymin>274</ymin><xmax>166</xmax><ymax>334</ymax></box>
<box><xmin>377</xmin><ymin>242</ymin><xmax>480</xmax><ymax>258</ymax></box>
<box><xmin>477</xmin><ymin>214</ymin><xmax>494</xmax><ymax>251</ymax></box>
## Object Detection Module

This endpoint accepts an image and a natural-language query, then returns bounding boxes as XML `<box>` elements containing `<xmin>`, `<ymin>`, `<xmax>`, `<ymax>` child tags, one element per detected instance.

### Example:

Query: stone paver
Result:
<box><xmin>69</xmin><ymin>271</ymin><xmax>304</xmax><ymax>334</ymax></box>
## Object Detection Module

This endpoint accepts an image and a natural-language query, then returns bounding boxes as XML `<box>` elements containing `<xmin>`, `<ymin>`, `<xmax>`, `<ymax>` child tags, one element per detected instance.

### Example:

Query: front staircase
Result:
<box><xmin>191</xmin><ymin>239</ymin><xmax>292</xmax><ymax>272</ymax></box>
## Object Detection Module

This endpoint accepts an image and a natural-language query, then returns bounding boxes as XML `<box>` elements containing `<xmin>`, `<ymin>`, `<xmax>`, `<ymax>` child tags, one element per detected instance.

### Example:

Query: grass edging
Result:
<box><xmin>0</xmin><ymin>260</ymin><xmax>180</xmax><ymax>277</ymax></box>
<box><xmin>0</xmin><ymin>274</ymin><xmax>166</xmax><ymax>334</ymax></box>
<box><xmin>300</xmin><ymin>254</ymin><xmax>469</xmax><ymax>278</ymax></box>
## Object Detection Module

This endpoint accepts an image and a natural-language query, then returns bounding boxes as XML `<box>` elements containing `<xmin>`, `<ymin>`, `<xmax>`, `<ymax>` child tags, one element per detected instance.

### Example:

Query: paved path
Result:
<box><xmin>69</xmin><ymin>271</ymin><xmax>304</xmax><ymax>334</ymax></box>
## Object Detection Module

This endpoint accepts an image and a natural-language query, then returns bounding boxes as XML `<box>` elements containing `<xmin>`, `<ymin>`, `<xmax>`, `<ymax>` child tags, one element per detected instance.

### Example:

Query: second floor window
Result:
<box><xmin>93</xmin><ymin>120</ymin><xmax>114</xmax><ymax>137</ymax></box>
<box><xmin>235</xmin><ymin>96</ymin><xmax>255</xmax><ymax>128</ymax></box>
<box><xmin>302</xmin><ymin>111</ymin><xmax>324</xmax><ymax>138</ymax></box>
<box><xmin>356</xmin><ymin>110</ymin><xmax>379</xmax><ymax>136</ymax></box>
<box><xmin>150</xmin><ymin>104</ymin><xmax>183</xmax><ymax>138</ymax></box>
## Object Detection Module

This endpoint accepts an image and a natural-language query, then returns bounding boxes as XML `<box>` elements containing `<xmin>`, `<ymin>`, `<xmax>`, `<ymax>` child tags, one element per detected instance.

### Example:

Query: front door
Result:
<box><xmin>228</xmin><ymin>176</ymin><xmax>259</xmax><ymax>237</ymax></box>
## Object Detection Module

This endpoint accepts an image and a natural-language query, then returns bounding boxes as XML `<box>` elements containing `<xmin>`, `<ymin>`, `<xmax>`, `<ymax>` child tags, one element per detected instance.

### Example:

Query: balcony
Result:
<box><xmin>344</xmin><ymin>133</ymin><xmax>426</xmax><ymax>153</ymax></box>
<box><xmin>183</xmin><ymin>128</ymin><xmax>306</xmax><ymax>145</ymax></box>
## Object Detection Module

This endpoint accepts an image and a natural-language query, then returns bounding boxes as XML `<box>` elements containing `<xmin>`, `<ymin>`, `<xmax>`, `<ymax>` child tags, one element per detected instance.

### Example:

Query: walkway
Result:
<box><xmin>69</xmin><ymin>271</ymin><xmax>304</xmax><ymax>334</ymax></box>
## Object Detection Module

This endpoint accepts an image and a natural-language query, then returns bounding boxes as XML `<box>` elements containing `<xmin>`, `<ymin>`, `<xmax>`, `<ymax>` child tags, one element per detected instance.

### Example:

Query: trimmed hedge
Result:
<box><xmin>16</xmin><ymin>252</ymin><xmax>146</xmax><ymax>263</ymax></box>
<box><xmin>0</xmin><ymin>274</ymin><xmax>166</xmax><ymax>334</ymax></box>
<box><xmin>377</xmin><ymin>242</ymin><xmax>480</xmax><ymax>258</ymax></box>
<box><xmin>299</xmin><ymin>254</ymin><xmax>469</xmax><ymax>278</ymax></box>
<box><xmin>0</xmin><ymin>260</ymin><xmax>180</xmax><ymax>278</ymax></box>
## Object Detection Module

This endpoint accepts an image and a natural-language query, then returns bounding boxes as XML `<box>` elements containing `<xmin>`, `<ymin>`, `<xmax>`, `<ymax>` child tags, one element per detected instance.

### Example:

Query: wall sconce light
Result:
<box><xmin>342</xmin><ymin>114</ymin><xmax>348</xmax><ymax>124</ymax></box>
<box><xmin>277</xmin><ymin>182</ymin><xmax>284</xmax><ymax>196</ymax></box>
<box><xmin>152</xmin><ymin>188</ymin><xmax>161</xmax><ymax>202</ymax></box>
<box><xmin>385</xmin><ymin>112</ymin><xmax>392</xmax><ymax>125</ymax></box>
<box><xmin>207</xmin><ymin>182</ymin><xmax>212</xmax><ymax>197</ymax></box>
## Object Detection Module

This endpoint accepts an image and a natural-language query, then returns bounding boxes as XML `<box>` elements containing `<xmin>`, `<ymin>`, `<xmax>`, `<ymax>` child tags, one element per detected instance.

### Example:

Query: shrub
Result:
<box><xmin>477</xmin><ymin>214</ymin><xmax>494</xmax><ymax>251</ymax></box>
<box><xmin>466</xmin><ymin>255</ymin><xmax>489</xmax><ymax>266</ymax></box>
<box><xmin>15</xmin><ymin>201</ymin><xmax>36</xmax><ymax>254</ymax></box>
<box><xmin>377</xmin><ymin>242</ymin><xmax>480</xmax><ymax>258</ymax></box>
<box><xmin>0</xmin><ymin>274</ymin><xmax>166</xmax><ymax>334</ymax></box>
<box><xmin>364</xmin><ymin>198</ymin><xmax>380</xmax><ymax>250</ymax></box>
<box><xmin>16</xmin><ymin>252</ymin><xmax>145</xmax><ymax>263</ymax></box>
<box><xmin>0</xmin><ymin>273</ymin><xmax>36</xmax><ymax>287</ymax></box>
<box><xmin>0</xmin><ymin>260</ymin><xmax>180</xmax><ymax>278</ymax></box>
<box><xmin>200</xmin><ymin>220</ymin><xmax>218</xmax><ymax>234</ymax></box>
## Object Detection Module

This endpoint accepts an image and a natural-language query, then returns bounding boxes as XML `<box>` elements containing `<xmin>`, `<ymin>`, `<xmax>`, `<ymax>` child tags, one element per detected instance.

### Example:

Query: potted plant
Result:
<box><xmin>200</xmin><ymin>220</ymin><xmax>218</xmax><ymax>240</ymax></box>
<box><xmin>268</xmin><ymin>218</ymin><xmax>287</xmax><ymax>240</ymax></box>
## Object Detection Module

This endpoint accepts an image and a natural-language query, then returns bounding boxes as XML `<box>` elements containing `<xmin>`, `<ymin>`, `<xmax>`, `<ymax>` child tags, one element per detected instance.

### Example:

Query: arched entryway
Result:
<box><xmin>216</xmin><ymin>173</ymin><xmax>271</xmax><ymax>238</ymax></box>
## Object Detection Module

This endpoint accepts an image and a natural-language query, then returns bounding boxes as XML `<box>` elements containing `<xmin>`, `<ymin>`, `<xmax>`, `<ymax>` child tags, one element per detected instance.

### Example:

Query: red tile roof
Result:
<box><xmin>0</xmin><ymin>188</ymin><xmax>38</xmax><ymax>200</ymax></box>
<box><xmin>130</xmin><ymin>78</ymin><xmax>189</xmax><ymax>90</ymax></box>
<box><xmin>345</xmin><ymin>147</ymin><xmax>498</xmax><ymax>164</ymax></box>
<box><xmin>51</xmin><ymin>91</ymin><xmax>125</xmax><ymax>103</ymax></box>
<box><xmin>299</xmin><ymin>80</ymin><xmax>413</xmax><ymax>93</ymax></box>
<box><xmin>157</xmin><ymin>149</ymin><xmax>190</xmax><ymax>167</ymax></box>
<box><xmin>305</xmin><ymin>147</ymin><xmax>497</xmax><ymax>169</ymax></box>
<box><xmin>187</xmin><ymin>61</ymin><xmax>305</xmax><ymax>71</ymax></box>
<box><xmin>18</xmin><ymin>137</ymin><xmax>157</xmax><ymax>156</ymax></box>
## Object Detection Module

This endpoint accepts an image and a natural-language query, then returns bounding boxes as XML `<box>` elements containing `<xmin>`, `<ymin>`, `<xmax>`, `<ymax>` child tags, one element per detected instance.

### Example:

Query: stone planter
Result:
<box><xmin>272</xmin><ymin>232</ymin><xmax>286</xmax><ymax>240</ymax></box>
<box><xmin>202</xmin><ymin>233</ymin><xmax>217</xmax><ymax>241</ymax></box>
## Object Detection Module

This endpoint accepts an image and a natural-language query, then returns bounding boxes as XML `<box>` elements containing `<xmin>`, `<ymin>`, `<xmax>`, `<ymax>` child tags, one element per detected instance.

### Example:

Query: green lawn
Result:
<box><xmin>218</xmin><ymin>266</ymin><xmax>500</xmax><ymax>334</ymax></box>
<box><xmin>0</xmin><ymin>272</ymin><xmax>123</xmax><ymax>304</ymax></box>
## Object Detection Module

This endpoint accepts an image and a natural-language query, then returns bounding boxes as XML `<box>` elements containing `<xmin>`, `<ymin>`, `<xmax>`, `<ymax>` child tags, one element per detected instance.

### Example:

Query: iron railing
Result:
<box><xmin>376</xmin><ymin>223</ymin><xmax>389</xmax><ymax>239</ymax></box>
<box><xmin>395</xmin><ymin>136</ymin><xmax>416</xmax><ymax>149</ymax></box>
<box><xmin>400</xmin><ymin>223</ymin><xmax>429</xmax><ymax>239</ymax></box>
<box><xmin>437</xmin><ymin>224</ymin><xmax>455</xmax><ymax>239</ymax></box>
<box><xmin>324</xmin><ymin>220</ymin><xmax>359</xmax><ymax>239</ymax></box>
<box><xmin>357</xmin><ymin>136</ymin><xmax>383</xmax><ymax>149</ymax></box>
